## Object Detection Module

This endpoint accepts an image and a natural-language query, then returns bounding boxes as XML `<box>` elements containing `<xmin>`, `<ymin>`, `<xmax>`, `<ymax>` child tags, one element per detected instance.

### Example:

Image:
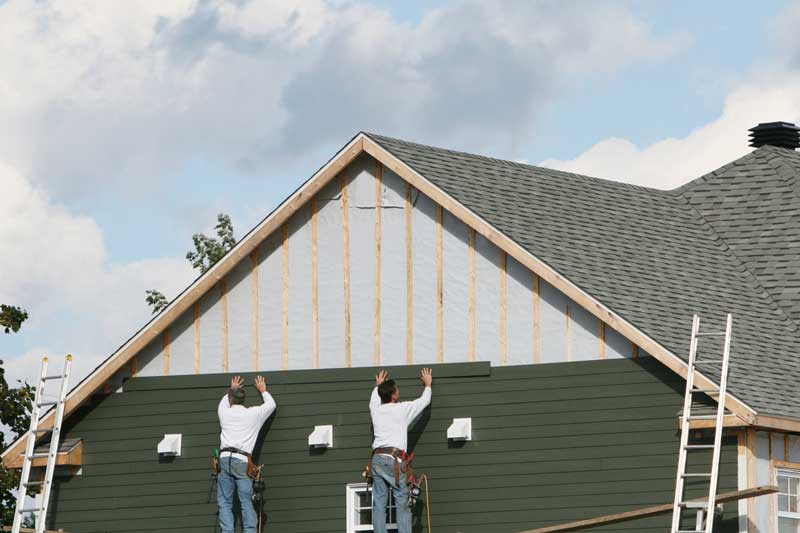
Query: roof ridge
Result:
<box><xmin>364</xmin><ymin>132</ymin><xmax>671</xmax><ymax>195</ymax></box>
<box><xmin>759</xmin><ymin>145</ymin><xmax>800</xmax><ymax>199</ymax></box>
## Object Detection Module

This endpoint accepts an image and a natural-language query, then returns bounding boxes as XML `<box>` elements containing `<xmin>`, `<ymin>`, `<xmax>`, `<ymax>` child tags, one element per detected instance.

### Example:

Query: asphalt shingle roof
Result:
<box><xmin>367</xmin><ymin>133</ymin><xmax>800</xmax><ymax>420</ymax></box>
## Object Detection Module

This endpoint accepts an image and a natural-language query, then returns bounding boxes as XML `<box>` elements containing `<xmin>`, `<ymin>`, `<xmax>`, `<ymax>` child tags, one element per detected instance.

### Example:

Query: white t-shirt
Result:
<box><xmin>369</xmin><ymin>386</ymin><xmax>432</xmax><ymax>452</ymax></box>
<box><xmin>218</xmin><ymin>391</ymin><xmax>276</xmax><ymax>459</ymax></box>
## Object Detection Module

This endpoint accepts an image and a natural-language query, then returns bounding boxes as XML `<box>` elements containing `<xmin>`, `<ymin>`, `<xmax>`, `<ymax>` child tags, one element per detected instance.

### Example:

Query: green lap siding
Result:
<box><xmin>48</xmin><ymin>358</ymin><xmax>739</xmax><ymax>533</ymax></box>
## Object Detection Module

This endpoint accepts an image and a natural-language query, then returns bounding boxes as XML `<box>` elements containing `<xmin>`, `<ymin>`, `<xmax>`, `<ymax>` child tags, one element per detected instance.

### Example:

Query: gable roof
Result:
<box><xmin>366</xmin><ymin>132</ymin><xmax>800</xmax><ymax>421</ymax></box>
<box><xmin>6</xmin><ymin>131</ymin><xmax>800</xmax><ymax>465</ymax></box>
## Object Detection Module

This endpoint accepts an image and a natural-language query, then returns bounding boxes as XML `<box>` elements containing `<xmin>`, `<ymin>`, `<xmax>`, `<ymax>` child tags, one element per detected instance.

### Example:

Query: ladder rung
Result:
<box><xmin>677</xmin><ymin>530</ymin><xmax>704</xmax><ymax>532</ymax></box>
<box><xmin>680</xmin><ymin>501</ymin><xmax>711</xmax><ymax>509</ymax></box>
<box><xmin>18</xmin><ymin>506</ymin><xmax>42</xmax><ymax>513</ymax></box>
<box><xmin>682</xmin><ymin>472</ymin><xmax>712</xmax><ymax>477</ymax></box>
<box><xmin>28</xmin><ymin>452</ymin><xmax>50</xmax><ymax>459</ymax></box>
<box><xmin>32</xmin><ymin>428</ymin><xmax>53</xmax><ymax>433</ymax></box>
<box><xmin>696</xmin><ymin>331</ymin><xmax>726</xmax><ymax>336</ymax></box>
<box><xmin>42</xmin><ymin>374</ymin><xmax>65</xmax><ymax>380</ymax></box>
<box><xmin>37</xmin><ymin>401</ymin><xmax>58</xmax><ymax>407</ymax></box>
<box><xmin>687</xmin><ymin>415</ymin><xmax>717</xmax><ymax>420</ymax></box>
<box><xmin>694</xmin><ymin>360</ymin><xmax>724</xmax><ymax>365</ymax></box>
<box><xmin>691</xmin><ymin>388</ymin><xmax>719</xmax><ymax>394</ymax></box>
<box><xmin>24</xmin><ymin>481</ymin><xmax>45</xmax><ymax>487</ymax></box>
<box><xmin>685</xmin><ymin>444</ymin><xmax>715</xmax><ymax>450</ymax></box>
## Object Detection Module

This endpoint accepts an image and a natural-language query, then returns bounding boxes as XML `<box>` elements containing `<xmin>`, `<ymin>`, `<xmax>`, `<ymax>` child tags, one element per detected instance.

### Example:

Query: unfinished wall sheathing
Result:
<box><xmin>287</xmin><ymin>204</ymin><xmax>314</xmax><ymax>369</ymax></box>
<box><xmin>199</xmin><ymin>283</ymin><xmax>224</xmax><ymax>373</ymax></box>
<box><xmin>347</xmin><ymin>156</ymin><xmax>378</xmax><ymax>367</ymax></box>
<box><xmin>379</xmin><ymin>166</ymin><xmax>407</xmax><ymax>364</ymax></box>
<box><xmin>225</xmin><ymin>258</ymin><xmax>252</xmax><ymax>373</ymax></box>
<box><xmin>257</xmin><ymin>231</ymin><xmax>283</xmax><ymax>371</ymax></box>
<box><xmin>474</xmin><ymin>232</ymin><xmax>502</xmax><ymax>365</ymax></box>
<box><xmin>506</xmin><ymin>256</ymin><xmax>535</xmax><ymax>365</ymax></box>
<box><xmin>128</xmin><ymin>153</ymin><xmax>648</xmax><ymax>379</ymax></box>
<box><xmin>316</xmin><ymin>178</ymin><xmax>346</xmax><ymax>368</ymax></box>
<box><xmin>442</xmin><ymin>209</ymin><xmax>471</xmax><ymax>362</ymax></box>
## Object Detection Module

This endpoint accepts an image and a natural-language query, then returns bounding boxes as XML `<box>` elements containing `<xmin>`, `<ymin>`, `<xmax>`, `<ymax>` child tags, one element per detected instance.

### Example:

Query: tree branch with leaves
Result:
<box><xmin>145</xmin><ymin>213</ymin><xmax>236</xmax><ymax>314</ymax></box>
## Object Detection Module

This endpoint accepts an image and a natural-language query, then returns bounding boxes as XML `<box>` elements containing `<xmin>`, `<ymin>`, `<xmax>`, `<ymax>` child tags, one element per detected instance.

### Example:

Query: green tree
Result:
<box><xmin>145</xmin><ymin>213</ymin><xmax>236</xmax><ymax>313</ymax></box>
<box><xmin>1</xmin><ymin>305</ymin><xmax>35</xmax><ymax>524</ymax></box>
<box><xmin>0</xmin><ymin>305</ymin><xmax>28</xmax><ymax>334</ymax></box>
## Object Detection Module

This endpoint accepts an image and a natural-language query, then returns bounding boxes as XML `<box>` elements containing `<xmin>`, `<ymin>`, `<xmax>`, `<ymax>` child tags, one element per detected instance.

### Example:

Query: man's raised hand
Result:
<box><xmin>231</xmin><ymin>376</ymin><xmax>244</xmax><ymax>389</ymax></box>
<box><xmin>420</xmin><ymin>367</ymin><xmax>432</xmax><ymax>387</ymax></box>
<box><xmin>375</xmin><ymin>370</ymin><xmax>388</xmax><ymax>386</ymax></box>
<box><xmin>255</xmin><ymin>376</ymin><xmax>267</xmax><ymax>393</ymax></box>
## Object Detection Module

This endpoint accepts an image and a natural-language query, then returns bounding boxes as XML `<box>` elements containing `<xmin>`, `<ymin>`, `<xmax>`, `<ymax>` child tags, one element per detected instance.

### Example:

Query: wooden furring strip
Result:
<box><xmin>500</xmin><ymin>251</ymin><xmax>507</xmax><ymax>365</ymax></box>
<box><xmin>632</xmin><ymin>343</ymin><xmax>639</xmax><ymax>359</ymax></box>
<box><xmin>786</xmin><ymin>434</ymin><xmax>792</xmax><ymax>462</ymax></box>
<box><xmin>374</xmin><ymin>162</ymin><xmax>382</xmax><ymax>366</ymax></box>
<box><xmin>311</xmin><ymin>196</ymin><xmax>320</xmax><ymax>369</ymax></box>
<box><xmin>343</xmin><ymin>172</ymin><xmax>352</xmax><ymax>367</ymax></box>
<box><xmin>131</xmin><ymin>355</ymin><xmax>138</xmax><ymax>377</ymax></box>
<box><xmin>747</xmin><ymin>428</ymin><xmax>757</xmax><ymax>531</ymax></box>
<box><xmin>599</xmin><ymin>322</ymin><xmax>606</xmax><ymax>360</ymax></box>
<box><xmin>163</xmin><ymin>327</ymin><xmax>172</xmax><ymax>375</ymax></box>
<box><xmin>193</xmin><ymin>302</ymin><xmax>201</xmax><ymax>374</ymax></box>
<box><xmin>469</xmin><ymin>228</ymin><xmax>476</xmax><ymax>361</ymax></box>
<box><xmin>251</xmin><ymin>251</ymin><xmax>259</xmax><ymax>371</ymax></box>
<box><xmin>770</xmin><ymin>432</ymin><xmax>776</xmax><ymax>533</ymax></box>
<box><xmin>565</xmin><ymin>303</ymin><xmax>572</xmax><ymax>362</ymax></box>
<box><xmin>534</xmin><ymin>274</ymin><xmax>540</xmax><ymax>364</ymax></box>
<box><xmin>221</xmin><ymin>278</ymin><xmax>229</xmax><ymax>372</ymax></box>
<box><xmin>282</xmin><ymin>223</ymin><xmax>290</xmax><ymax>370</ymax></box>
<box><xmin>406</xmin><ymin>182</ymin><xmax>414</xmax><ymax>364</ymax></box>
<box><xmin>436</xmin><ymin>205</ymin><xmax>444</xmax><ymax>363</ymax></box>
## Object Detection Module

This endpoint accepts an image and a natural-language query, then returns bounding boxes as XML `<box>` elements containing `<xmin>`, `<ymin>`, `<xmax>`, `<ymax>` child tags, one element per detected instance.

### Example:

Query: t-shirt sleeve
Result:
<box><xmin>404</xmin><ymin>387</ymin><xmax>432</xmax><ymax>425</ymax></box>
<box><xmin>369</xmin><ymin>386</ymin><xmax>381</xmax><ymax>410</ymax></box>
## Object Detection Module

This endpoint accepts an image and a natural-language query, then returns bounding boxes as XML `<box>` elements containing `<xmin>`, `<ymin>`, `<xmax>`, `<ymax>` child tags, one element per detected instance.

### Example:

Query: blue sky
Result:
<box><xmin>2</xmin><ymin>0</ymin><xmax>800</xmax><ymax>387</ymax></box>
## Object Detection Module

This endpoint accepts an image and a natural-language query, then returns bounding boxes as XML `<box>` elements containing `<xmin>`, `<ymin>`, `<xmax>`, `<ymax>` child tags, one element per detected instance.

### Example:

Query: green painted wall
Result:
<box><xmin>48</xmin><ymin>358</ymin><xmax>739</xmax><ymax>533</ymax></box>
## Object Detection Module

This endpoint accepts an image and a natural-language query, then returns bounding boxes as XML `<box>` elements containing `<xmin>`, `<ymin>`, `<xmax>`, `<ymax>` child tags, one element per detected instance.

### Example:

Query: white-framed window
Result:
<box><xmin>777</xmin><ymin>469</ymin><xmax>800</xmax><ymax>532</ymax></box>
<box><xmin>346</xmin><ymin>483</ymin><xmax>397</xmax><ymax>532</ymax></box>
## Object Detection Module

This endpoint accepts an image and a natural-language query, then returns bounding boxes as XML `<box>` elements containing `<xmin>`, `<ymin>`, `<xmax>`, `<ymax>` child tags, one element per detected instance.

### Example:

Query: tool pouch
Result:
<box><xmin>246</xmin><ymin>456</ymin><xmax>258</xmax><ymax>478</ymax></box>
<box><xmin>212</xmin><ymin>456</ymin><xmax>221</xmax><ymax>476</ymax></box>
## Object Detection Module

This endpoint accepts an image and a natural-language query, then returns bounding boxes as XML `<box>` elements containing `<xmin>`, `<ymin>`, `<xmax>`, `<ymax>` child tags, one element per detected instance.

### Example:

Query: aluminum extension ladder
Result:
<box><xmin>12</xmin><ymin>355</ymin><xmax>72</xmax><ymax>533</ymax></box>
<box><xmin>670</xmin><ymin>314</ymin><xmax>732</xmax><ymax>533</ymax></box>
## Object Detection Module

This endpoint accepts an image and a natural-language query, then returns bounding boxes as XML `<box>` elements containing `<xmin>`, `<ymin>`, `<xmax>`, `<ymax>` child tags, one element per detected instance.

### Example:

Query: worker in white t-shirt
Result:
<box><xmin>369</xmin><ymin>368</ymin><xmax>432</xmax><ymax>533</ymax></box>
<box><xmin>217</xmin><ymin>375</ymin><xmax>276</xmax><ymax>533</ymax></box>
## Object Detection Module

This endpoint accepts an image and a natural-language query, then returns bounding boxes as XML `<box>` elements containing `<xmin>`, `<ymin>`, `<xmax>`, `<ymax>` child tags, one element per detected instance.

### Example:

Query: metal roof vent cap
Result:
<box><xmin>748</xmin><ymin>121</ymin><xmax>800</xmax><ymax>149</ymax></box>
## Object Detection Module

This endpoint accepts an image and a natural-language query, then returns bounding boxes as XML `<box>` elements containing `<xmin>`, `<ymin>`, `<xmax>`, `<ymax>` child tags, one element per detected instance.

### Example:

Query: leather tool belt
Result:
<box><xmin>365</xmin><ymin>447</ymin><xmax>413</xmax><ymax>487</ymax></box>
<box><xmin>220</xmin><ymin>446</ymin><xmax>258</xmax><ymax>478</ymax></box>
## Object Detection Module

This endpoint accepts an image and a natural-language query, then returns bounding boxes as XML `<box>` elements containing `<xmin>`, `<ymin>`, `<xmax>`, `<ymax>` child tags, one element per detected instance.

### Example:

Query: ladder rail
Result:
<box><xmin>704</xmin><ymin>314</ymin><xmax>733</xmax><ymax>533</ymax></box>
<box><xmin>11</xmin><ymin>356</ymin><xmax>71</xmax><ymax>533</ymax></box>
<box><xmin>36</xmin><ymin>355</ymin><xmax>71</xmax><ymax>533</ymax></box>
<box><xmin>11</xmin><ymin>358</ymin><xmax>49</xmax><ymax>533</ymax></box>
<box><xmin>671</xmin><ymin>315</ymin><xmax>700</xmax><ymax>533</ymax></box>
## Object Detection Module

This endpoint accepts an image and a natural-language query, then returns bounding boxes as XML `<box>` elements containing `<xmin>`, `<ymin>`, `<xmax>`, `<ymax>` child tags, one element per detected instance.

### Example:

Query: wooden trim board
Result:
<box><xmin>514</xmin><ymin>486</ymin><xmax>778</xmax><ymax>533</ymax></box>
<box><xmin>7</xmin><ymin>440</ymin><xmax>83</xmax><ymax>469</ymax></box>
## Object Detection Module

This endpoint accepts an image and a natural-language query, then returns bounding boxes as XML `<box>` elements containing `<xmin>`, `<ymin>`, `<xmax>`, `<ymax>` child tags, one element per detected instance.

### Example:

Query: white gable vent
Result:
<box><xmin>308</xmin><ymin>425</ymin><xmax>334</xmax><ymax>448</ymax></box>
<box><xmin>157</xmin><ymin>434</ymin><xmax>182</xmax><ymax>457</ymax></box>
<box><xmin>447</xmin><ymin>418</ymin><xmax>472</xmax><ymax>441</ymax></box>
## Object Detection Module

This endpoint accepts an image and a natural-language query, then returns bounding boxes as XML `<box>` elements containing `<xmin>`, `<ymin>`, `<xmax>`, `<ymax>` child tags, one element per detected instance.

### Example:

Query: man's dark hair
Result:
<box><xmin>228</xmin><ymin>387</ymin><xmax>246</xmax><ymax>405</ymax></box>
<box><xmin>378</xmin><ymin>380</ymin><xmax>396</xmax><ymax>404</ymax></box>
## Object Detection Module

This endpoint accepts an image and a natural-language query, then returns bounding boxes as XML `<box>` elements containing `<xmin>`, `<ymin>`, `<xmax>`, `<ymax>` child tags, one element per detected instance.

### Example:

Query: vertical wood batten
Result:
<box><xmin>311</xmin><ymin>196</ymin><xmax>320</xmax><ymax>369</ymax></box>
<box><xmin>469</xmin><ymin>228</ymin><xmax>476</xmax><ymax>361</ymax></box>
<box><xmin>130</xmin><ymin>356</ymin><xmax>138</xmax><ymax>377</ymax></box>
<box><xmin>221</xmin><ymin>279</ymin><xmax>229</xmax><ymax>372</ymax></box>
<box><xmin>599</xmin><ymin>322</ymin><xmax>606</xmax><ymax>360</ymax></box>
<box><xmin>786</xmin><ymin>434</ymin><xmax>791</xmax><ymax>462</ymax></box>
<box><xmin>533</xmin><ymin>274</ymin><xmax>540</xmax><ymax>364</ymax></box>
<box><xmin>374</xmin><ymin>163</ymin><xmax>382</xmax><ymax>366</ymax></box>
<box><xmin>251</xmin><ymin>251</ymin><xmax>259</xmax><ymax>371</ymax></box>
<box><xmin>406</xmin><ymin>182</ymin><xmax>414</xmax><ymax>365</ymax></box>
<box><xmin>282</xmin><ymin>223</ymin><xmax>290</xmax><ymax>370</ymax></box>
<box><xmin>565</xmin><ymin>303</ymin><xmax>572</xmax><ymax>362</ymax></box>
<box><xmin>193</xmin><ymin>302</ymin><xmax>200</xmax><ymax>374</ymax></box>
<box><xmin>500</xmin><ymin>251</ymin><xmax>507</xmax><ymax>366</ymax></box>
<box><xmin>163</xmin><ymin>328</ymin><xmax>172</xmax><ymax>375</ymax></box>
<box><xmin>632</xmin><ymin>342</ymin><xmax>640</xmax><ymax>359</ymax></box>
<box><xmin>436</xmin><ymin>205</ymin><xmax>444</xmax><ymax>363</ymax></box>
<box><xmin>747</xmin><ymin>427</ymin><xmax>757</xmax><ymax>531</ymax></box>
<box><xmin>769</xmin><ymin>432</ymin><xmax>776</xmax><ymax>533</ymax></box>
<box><xmin>343</xmin><ymin>173</ymin><xmax>352</xmax><ymax>367</ymax></box>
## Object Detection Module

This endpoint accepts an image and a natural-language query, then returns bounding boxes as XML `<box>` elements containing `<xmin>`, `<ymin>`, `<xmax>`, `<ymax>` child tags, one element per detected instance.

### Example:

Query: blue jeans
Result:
<box><xmin>371</xmin><ymin>454</ymin><xmax>411</xmax><ymax>533</ymax></box>
<box><xmin>217</xmin><ymin>456</ymin><xmax>257</xmax><ymax>533</ymax></box>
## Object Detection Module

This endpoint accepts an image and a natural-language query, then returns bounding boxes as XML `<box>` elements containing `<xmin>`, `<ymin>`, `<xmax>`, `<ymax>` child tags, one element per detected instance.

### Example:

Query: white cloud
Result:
<box><xmin>0</xmin><ymin>159</ymin><xmax>194</xmax><ymax>387</ymax></box>
<box><xmin>540</xmin><ymin>73</ymin><xmax>800</xmax><ymax>189</ymax></box>
<box><xmin>0</xmin><ymin>0</ymin><xmax>684</xmax><ymax>200</ymax></box>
